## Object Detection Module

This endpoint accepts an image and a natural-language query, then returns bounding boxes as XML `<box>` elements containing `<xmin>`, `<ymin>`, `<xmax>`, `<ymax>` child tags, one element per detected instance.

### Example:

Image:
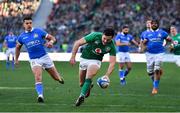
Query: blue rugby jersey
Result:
<box><xmin>144</xmin><ymin>29</ymin><xmax>168</xmax><ymax>54</ymax></box>
<box><xmin>115</xmin><ymin>32</ymin><xmax>134</xmax><ymax>52</ymax></box>
<box><xmin>18</xmin><ymin>28</ymin><xmax>48</xmax><ymax>59</ymax></box>
<box><xmin>5</xmin><ymin>34</ymin><xmax>17</xmax><ymax>48</ymax></box>
<box><xmin>140</xmin><ymin>29</ymin><xmax>151</xmax><ymax>41</ymax></box>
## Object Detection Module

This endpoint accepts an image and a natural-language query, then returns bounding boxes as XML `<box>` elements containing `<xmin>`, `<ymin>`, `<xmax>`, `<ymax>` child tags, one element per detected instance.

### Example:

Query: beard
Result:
<box><xmin>123</xmin><ymin>32</ymin><xmax>128</xmax><ymax>35</ymax></box>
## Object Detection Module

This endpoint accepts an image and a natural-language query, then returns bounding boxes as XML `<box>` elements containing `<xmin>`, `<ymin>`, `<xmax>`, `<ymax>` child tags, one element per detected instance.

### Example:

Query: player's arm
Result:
<box><xmin>15</xmin><ymin>43</ymin><xmax>22</xmax><ymax>65</ymax></box>
<box><xmin>105</xmin><ymin>55</ymin><xmax>116</xmax><ymax>77</ymax></box>
<box><xmin>140</xmin><ymin>39</ymin><xmax>148</xmax><ymax>53</ymax></box>
<box><xmin>70</xmin><ymin>38</ymin><xmax>87</xmax><ymax>65</ymax></box>
<box><xmin>131</xmin><ymin>39</ymin><xmax>139</xmax><ymax>47</ymax></box>
<box><xmin>115</xmin><ymin>40</ymin><xmax>130</xmax><ymax>46</ymax></box>
<box><xmin>45</xmin><ymin>34</ymin><xmax>56</xmax><ymax>48</ymax></box>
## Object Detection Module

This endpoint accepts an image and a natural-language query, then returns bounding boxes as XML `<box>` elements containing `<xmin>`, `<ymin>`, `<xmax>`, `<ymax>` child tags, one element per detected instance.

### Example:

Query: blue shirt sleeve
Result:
<box><xmin>129</xmin><ymin>35</ymin><xmax>134</xmax><ymax>41</ymax></box>
<box><xmin>162</xmin><ymin>30</ymin><xmax>168</xmax><ymax>39</ymax></box>
<box><xmin>115</xmin><ymin>34</ymin><xmax>120</xmax><ymax>42</ymax></box>
<box><xmin>17</xmin><ymin>36</ymin><xmax>23</xmax><ymax>45</ymax></box>
<box><xmin>37</xmin><ymin>28</ymin><xmax>48</xmax><ymax>38</ymax></box>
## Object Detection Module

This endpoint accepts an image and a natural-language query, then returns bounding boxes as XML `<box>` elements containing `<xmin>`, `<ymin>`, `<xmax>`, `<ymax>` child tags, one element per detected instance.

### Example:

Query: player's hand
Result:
<box><xmin>168</xmin><ymin>44</ymin><xmax>174</xmax><ymax>52</ymax></box>
<box><xmin>70</xmin><ymin>57</ymin><xmax>76</xmax><ymax>65</ymax></box>
<box><xmin>45</xmin><ymin>41</ymin><xmax>53</xmax><ymax>48</ymax></box>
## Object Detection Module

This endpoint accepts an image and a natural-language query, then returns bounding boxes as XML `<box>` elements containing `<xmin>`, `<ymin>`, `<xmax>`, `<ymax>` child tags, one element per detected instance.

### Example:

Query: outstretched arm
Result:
<box><xmin>105</xmin><ymin>56</ymin><xmax>116</xmax><ymax>77</ymax></box>
<box><xmin>70</xmin><ymin>38</ymin><xmax>87</xmax><ymax>65</ymax></box>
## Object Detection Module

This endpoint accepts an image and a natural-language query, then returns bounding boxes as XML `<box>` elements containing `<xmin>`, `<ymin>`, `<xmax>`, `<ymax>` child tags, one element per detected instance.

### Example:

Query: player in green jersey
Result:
<box><xmin>169</xmin><ymin>26</ymin><xmax>180</xmax><ymax>66</ymax></box>
<box><xmin>70</xmin><ymin>27</ymin><xmax>116</xmax><ymax>106</ymax></box>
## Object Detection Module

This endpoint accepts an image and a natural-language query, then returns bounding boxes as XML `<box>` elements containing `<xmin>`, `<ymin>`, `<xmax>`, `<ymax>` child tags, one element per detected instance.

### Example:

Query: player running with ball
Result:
<box><xmin>70</xmin><ymin>27</ymin><xmax>116</xmax><ymax>106</ymax></box>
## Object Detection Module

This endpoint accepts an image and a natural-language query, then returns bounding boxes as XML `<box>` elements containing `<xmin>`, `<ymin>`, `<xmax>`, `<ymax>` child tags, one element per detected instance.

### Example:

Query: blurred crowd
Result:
<box><xmin>0</xmin><ymin>0</ymin><xmax>179</xmax><ymax>52</ymax></box>
<box><xmin>0</xmin><ymin>0</ymin><xmax>40</xmax><ymax>43</ymax></box>
<box><xmin>45</xmin><ymin>0</ymin><xmax>179</xmax><ymax>52</ymax></box>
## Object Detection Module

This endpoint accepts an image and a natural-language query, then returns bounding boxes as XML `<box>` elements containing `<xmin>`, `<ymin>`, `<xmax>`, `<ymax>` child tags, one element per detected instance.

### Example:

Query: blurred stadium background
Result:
<box><xmin>0</xmin><ymin>0</ymin><xmax>179</xmax><ymax>52</ymax></box>
<box><xmin>0</xmin><ymin>0</ymin><xmax>180</xmax><ymax>112</ymax></box>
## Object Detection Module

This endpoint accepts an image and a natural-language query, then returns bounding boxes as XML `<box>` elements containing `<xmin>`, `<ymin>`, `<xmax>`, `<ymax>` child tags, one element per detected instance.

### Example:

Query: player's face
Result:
<box><xmin>23</xmin><ymin>20</ymin><xmax>33</xmax><ymax>31</ymax></box>
<box><xmin>146</xmin><ymin>20</ymin><xmax>151</xmax><ymax>29</ymax></box>
<box><xmin>151</xmin><ymin>21</ymin><xmax>159</xmax><ymax>30</ymax></box>
<box><xmin>170</xmin><ymin>27</ymin><xmax>177</xmax><ymax>36</ymax></box>
<box><xmin>122</xmin><ymin>28</ymin><xmax>129</xmax><ymax>34</ymax></box>
<box><xmin>102</xmin><ymin>35</ymin><xmax>113</xmax><ymax>45</ymax></box>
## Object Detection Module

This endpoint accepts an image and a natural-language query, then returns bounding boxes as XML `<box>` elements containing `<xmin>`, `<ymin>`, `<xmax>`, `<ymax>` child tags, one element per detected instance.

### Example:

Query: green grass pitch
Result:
<box><xmin>0</xmin><ymin>61</ymin><xmax>180</xmax><ymax>112</ymax></box>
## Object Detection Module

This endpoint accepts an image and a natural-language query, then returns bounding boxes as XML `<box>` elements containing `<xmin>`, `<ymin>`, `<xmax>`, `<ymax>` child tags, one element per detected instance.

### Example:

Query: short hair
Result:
<box><xmin>122</xmin><ymin>25</ymin><xmax>129</xmax><ymax>29</ymax></box>
<box><xmin>103</xmin><ymin>27</ymin><xmax>115</xmax><ymax>37</ymax></box>
<box><xmin>23</xmin><ymin>16</ymin><xmax>32</xmax><ymax>22</ymax></box>
<box><xmin>151</xmin><ymin>19</ymin><xmax>159</xmax><ymax>25</ymax></box>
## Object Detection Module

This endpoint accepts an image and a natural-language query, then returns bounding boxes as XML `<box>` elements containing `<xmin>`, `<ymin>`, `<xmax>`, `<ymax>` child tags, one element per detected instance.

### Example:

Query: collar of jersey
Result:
<box><xmin>121</xmin><ymin>32</ymin><xmax>128</xmax><ymax>36</ymax></box>
<box><xmin>25</xmin><ymin>28</ymin><xmax>34</xmax><ymax>33</ymax></box>
<box><xmin>151</xmin><ymin>28</ymin><xmax>159</xmax><ymax>32</ymax></box>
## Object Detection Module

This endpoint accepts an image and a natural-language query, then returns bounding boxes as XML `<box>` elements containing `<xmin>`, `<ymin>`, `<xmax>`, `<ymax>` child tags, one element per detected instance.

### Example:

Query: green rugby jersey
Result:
<box><xmin>81</xmin><ymin>32</ymin><xmax>116</xmax><ymax>61</ymax></box>
<box><xmin>172</xmin><ymin>33</ymin><xmax>180</xmax><ymax>55</ymax></box>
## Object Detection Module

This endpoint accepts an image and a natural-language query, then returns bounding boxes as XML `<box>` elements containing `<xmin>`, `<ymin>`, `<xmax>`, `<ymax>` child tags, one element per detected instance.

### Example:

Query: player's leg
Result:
<box><xmin>79</xmin><ymin>61</ymin><xmax>94</xmax><ymax>98</ymax></box>
<box><xmin>42</xmin><ymin>54</ymin><xmax>64</xmax><ymax>84</ymax></box>
<box><xmin>118</xmin><ymin>52</ymin><xmax>126</xmax><ymax>85</ymax></box>
<box><xmin>146</xmin><ymin>53</ymin><xmax>155</xmax><ymax>81</ymax></box>
<box><xmin>45</xmin><ymin>66</ymin><xmax>64</xmax><ymax>84</ymax></box>
<box><xmin>124</xmin><ymin>61</ymin><xmax>132</xmax><ymax>77</ymax></box>
<box><xmin>75</xmin><ymin>60</ymin><xmax>100</xmax><ymax>106</ymax></box>
<box><xmin>79</xmin><ymin>70</ymin><xmax>87</xmax><ymax>87</ymax></box>
<box><xmin>30</xmin><ymin>58</ymin><xmax>45</xmax><ymax>102</ymax></box>
<box><xmin>119</xmin><ymin>63</ymin><xmax>126</xmax><ymax>85</ymax></box>
<box><xmin>31</xmin><ymin>66</ymin><xmax>44</xmax><ymax>102</ymax></box>
<box><xmin>5</xmin><ymin>49</ymin><xmax>10</xmax><ymax>70</ymax></box>
<box><xmin>124</xmin><ymin>52</ymin><xmax>132</xmax><ymax>77</ymax></box>
<box><xmin>11</xmin><ymin>48</ymin><xmax>15</xmax><ymax>70</ymax></box>
<box><xmin>76</xmin><ymin>64</ymin><xmax>100</xmax><ymax>106</ymax></box>
<box><xmin>152</xmin><ymin>53</ymin><xmax>163</xmax><ymax>95</ymax></box>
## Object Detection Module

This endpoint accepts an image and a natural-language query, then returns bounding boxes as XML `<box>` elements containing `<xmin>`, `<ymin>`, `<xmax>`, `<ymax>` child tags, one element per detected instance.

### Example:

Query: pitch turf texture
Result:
<box><xmin>0</xmin><ymin>61</ymin><xmax>180</xmax><ymax>112</ymax></box>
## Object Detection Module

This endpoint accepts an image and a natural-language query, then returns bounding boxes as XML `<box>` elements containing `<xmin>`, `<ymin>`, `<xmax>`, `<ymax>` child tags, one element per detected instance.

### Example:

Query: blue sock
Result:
<box><xmin>11</xmin><ymin>60</ymin><xmax>14</xmax><ymax>70</ymax></box>
<box><xmin>6</xmin><ymin>61</ymin><xmax>10</xmax><ymax>69</ymax></box>
<box><xmin>35</xmin><ymin>83</ymin><xmax>43</xmax><ymax>96</ymax></box>
<box><xmin>119</xmin><ymin>70</ymin><xmax>125</xmax><ymax>80</ymax></box>
<box><xmin>124</xmin><ymin>69</ymin><xmax>129</xmax><ymax>77</ymax></box>
<box><xmin>153</xmin><ymin>80</ymin><xmax>160</xmax><ymax>89</ymax></box>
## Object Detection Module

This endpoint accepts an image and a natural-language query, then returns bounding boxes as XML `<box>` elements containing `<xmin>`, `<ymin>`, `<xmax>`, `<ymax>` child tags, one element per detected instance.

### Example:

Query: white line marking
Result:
<box><xmin>0</xmin><ymin>103</ymin><xmax>178</xmax><ymax>109</ymax></box>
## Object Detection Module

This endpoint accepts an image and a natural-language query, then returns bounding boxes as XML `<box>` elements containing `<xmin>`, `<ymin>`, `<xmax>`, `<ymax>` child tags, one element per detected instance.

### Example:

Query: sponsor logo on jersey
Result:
<box><xmin>158</xmin><ymin>33</ymin><xmax>162</xmax><ymax>37</ymax></box>
<box><xmin>105</xmin><ymin>47</ymin><xmax>111</xmax><ymax>52</ymax></box>
<box><xmin>95</xmin><ymin>48</ymin><xmax>102</xmax><ymax>54</ymax></box>
<box><xmin>173</xmin><ymin>40</ymin><xmax>178</xmax><ymax>45</ymax></box>
<box><xmin>94</xmin><ymin>40</ymin><xmax>100</xmax><ymax>45</ymax></box>
<box><xmin>34</xmin><ymin>34</ymin><xmax>38</xmax><ymax>38</ymax></box>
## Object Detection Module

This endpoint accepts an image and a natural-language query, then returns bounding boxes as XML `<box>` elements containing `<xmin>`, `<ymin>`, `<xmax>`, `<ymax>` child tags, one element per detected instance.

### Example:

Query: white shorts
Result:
<box><xmin>173</xmin><ymin>55</ymin><xmax>180</xmax><ymax>67</ymax></box>
<box><xmin>145</xmin><ymin>52</ymin><xmax>164</xmax><ymax>73</ymax></box>
<box><xmin>29</xmin><ymin>54</ymin><xmax>54</xmax><ymax>69</ymax></box>
<box><xmin>117</xmin><ymin>52</ymin><xmax>131</xmax><ymax>63</ymax></box>
<box><xmin>79</xmin><ymin>58</ymin><xmax>101</xmax><ymax>70</ymax></box>
<box><xmin>6</xmin><ymin>48</ymin><xmax>15</xmax><ymax>58</ymax></box>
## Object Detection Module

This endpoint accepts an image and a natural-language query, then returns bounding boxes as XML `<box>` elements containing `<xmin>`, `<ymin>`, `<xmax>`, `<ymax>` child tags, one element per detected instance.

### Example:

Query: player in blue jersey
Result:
<box><xmin>15</xmin><ymin>17</ymin><xmax>64</xmax><ymax>103</ymax></box>
<box><xmin>139</xmin><ymin>20</ymin><xmax>151</xmax><ymax>52</ymax></box>
<box><xmin>115</xmin><ymin>25</ymin><xmax>139</xmax><ymax>85</ymax></box>
<box><xmin>142</xmin><ymin>19</ymin><xmax>171</xmax><ymax>94</ymax></box>
<box><xmin>3</xmin><ymin>31</ymin><xmax>17</xmax><ymax>70</ymax></box>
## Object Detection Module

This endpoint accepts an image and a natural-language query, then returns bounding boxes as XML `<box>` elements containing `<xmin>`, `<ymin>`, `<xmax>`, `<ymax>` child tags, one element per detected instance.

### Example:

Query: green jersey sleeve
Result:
<box><xmin>84</xmin><ymin>32</ymin><xmax>102</xmax><ymax>43</ymax></box>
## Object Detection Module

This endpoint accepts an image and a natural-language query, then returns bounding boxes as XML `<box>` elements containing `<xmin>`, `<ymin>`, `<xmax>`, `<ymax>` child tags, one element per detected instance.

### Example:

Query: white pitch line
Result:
<box><xmin>0</xmin><ymin>102</ymin><xmax>178</xmax><ymax>109</ymax></box>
